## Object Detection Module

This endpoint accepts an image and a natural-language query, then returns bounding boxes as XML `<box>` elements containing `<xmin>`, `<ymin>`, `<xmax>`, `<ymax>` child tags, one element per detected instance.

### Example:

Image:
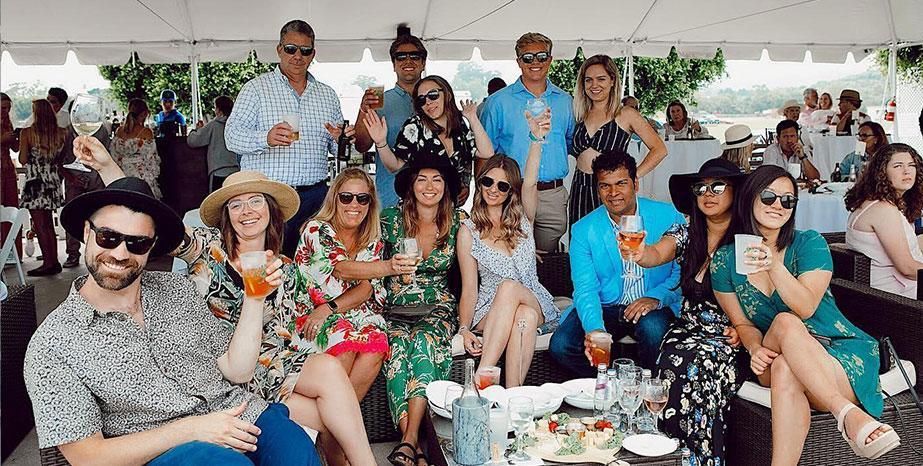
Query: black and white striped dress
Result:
<box><xmin>569</xmin><ymin>119</ymin><xmax>632</xmax><ymax>225</ymax></box>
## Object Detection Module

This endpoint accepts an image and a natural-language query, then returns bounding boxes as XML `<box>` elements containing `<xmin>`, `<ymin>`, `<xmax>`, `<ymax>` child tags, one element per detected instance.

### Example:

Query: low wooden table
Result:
<box><xmin>419</xmin><ymin>406</ymin><xmax>683</xmax><ymax>466</ymax></box>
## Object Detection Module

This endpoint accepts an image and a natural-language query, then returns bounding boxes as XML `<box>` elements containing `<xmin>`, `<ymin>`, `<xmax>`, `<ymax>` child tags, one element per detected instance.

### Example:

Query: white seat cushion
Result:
<box><xmin>737</xmin><ymin>360</ymin><xmax>916</xmax><ymax>408</ymax></box>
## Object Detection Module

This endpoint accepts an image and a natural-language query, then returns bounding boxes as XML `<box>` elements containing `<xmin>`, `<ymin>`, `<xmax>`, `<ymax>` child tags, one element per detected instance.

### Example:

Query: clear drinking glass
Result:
<box><xmin>398</xmin><ymin>237</ymin><xmax>423</xmax><ymax>293</ymax></box>
<box><xmin>621</xmin><ymin>380</ymin><xmax>643</xmax><ymax>434</ymax></box>
<box><xmin>508</xmin><ymin>396</ymin><xmax>534</xmax><ymax>462</ymax></box>
<box><xmin>617</xmin><ymin>215</ymin><xmax>646</xmax><ymax>279</ymax></box>
<box><xmin>66</xmin><ymin>94</ymin><xmax>103</xmax><ymax>172</ymax></box>
<box><xmin>643</xmin><ymin>378</ymin><xmax>669</xmax><ymax>435</ymax></box>
<box><xmin>525</xmin><ymin>98</ymin><xmax>550</xmax><ymax>144</ymax></box>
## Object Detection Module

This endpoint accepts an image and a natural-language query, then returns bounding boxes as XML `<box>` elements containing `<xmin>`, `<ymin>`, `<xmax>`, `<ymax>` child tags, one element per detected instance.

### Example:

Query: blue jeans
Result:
<box><xmin>148</xmin><ymin>403</ymin><xmax>321</xmax><ymax>466</ymax></box>
<box><xmin>282</xmin><ymin>184</ymin><xmax>328</xmax><ymax>257</ymax></box>
<box><xmin>549</xmin><ymin>303</ymin><xmax>672</xmax><ymax>377</ymax></box>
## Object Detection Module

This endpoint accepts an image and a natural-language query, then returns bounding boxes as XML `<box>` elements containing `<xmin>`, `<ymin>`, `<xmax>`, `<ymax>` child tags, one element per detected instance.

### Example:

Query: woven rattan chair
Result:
<box><xmin>1</xmin><ymin>284</ymin><xmax>36</xmax><ymax>461</ymax></box>
<box><xmin>829</xmin><ymin>243</ymin><xmax>872</xmax><ymax>285</ymax></box>
<box><xmin>821</xmin><ymin>231</ymin><xmax>846</xmax><ymax>244</ymax></box>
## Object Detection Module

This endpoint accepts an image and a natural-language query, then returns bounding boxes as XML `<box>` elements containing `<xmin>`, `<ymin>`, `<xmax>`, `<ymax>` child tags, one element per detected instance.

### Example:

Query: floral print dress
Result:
<box><xmin>173</xmin><ymin>227</ymin><xmax>315</xmax><ymax>402</ymax></box>
<box><xmin>110</xmin><ymin>136</ymin><xmax>163</xmax><ymax>199</ymax></box>
<box><xmin>380</xmin><ymin>206</ymin><xmax>466</xmax><ymax>425</ymax></box>
<box><xmin>711</xmin><ymin>229</ymin><xmax>882</xmax><ymax>417</ymax></box>
<box><xmin>656</xmin><ymin>224</ymin><xmax>748</xmax><ymax>466</ymax></box>
<box><xmin>294</xmin><ymin>220</ymin><xmax>389</xmax><ymax>356</ymax></box>
<box><xmin>393</xmin><ymin>114</ymin><xmax>476</xmax><ymax>189</ymax></box>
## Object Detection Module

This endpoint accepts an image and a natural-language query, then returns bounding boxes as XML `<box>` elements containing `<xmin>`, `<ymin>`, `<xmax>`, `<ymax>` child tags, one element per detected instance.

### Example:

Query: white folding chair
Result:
<box><xmin>1</xmin><ymin>206</ymin><xmax>30</xmax><ymax>285</ymax></box>
<box><xmin>172</xmin><ymin>208</ymin><xmax>205</xmax><ymax>275</ymax></box>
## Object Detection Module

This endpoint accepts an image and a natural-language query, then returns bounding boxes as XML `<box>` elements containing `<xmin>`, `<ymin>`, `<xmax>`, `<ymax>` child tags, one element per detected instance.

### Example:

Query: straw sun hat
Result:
<box><xmin>199</xmin><ymin>171</ymin><xmax>300</xmax><ymax>227</ymax></box>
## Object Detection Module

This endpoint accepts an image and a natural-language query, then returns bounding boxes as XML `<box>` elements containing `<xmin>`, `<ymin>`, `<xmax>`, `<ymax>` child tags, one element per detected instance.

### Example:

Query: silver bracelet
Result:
<box><xmin>458</xmin><ymin>325</ymin><xmax>470</xmax><ymax>334</ymax></box>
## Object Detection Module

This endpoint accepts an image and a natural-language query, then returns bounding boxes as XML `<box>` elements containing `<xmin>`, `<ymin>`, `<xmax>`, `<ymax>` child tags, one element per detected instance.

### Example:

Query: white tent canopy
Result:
<box><xmin>2</xmin><ymin>0</ymin><xmax>922</xmax><ymax>65</ymax></box>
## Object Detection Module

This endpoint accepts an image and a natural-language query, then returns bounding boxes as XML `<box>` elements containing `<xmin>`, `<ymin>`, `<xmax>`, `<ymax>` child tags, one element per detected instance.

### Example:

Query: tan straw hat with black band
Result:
<box><xmin>199</xmin><ymin>171</ymin><xmax>300</xmax><ymax>227</ymax></box>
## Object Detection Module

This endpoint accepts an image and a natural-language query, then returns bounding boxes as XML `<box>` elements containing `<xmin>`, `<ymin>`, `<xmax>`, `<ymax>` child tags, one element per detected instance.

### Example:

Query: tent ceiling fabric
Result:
<box><xmin>2</xmin><ymin>0</ymin><xmax>921</xmax><ymax>65</ymax></box>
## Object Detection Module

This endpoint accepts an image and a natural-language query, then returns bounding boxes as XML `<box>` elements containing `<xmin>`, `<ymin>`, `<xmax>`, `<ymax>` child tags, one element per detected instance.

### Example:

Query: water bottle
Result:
<box><xmin>452</xmin><ymin>359</ymin><xmax>490</xmax><ymax>465</ymax></box>
<box><xmin>681</xmin><ymin>447</ymin><xmax>692</xmax><ymax>466</ymax></box>
<box><xmin>848</xmin><ymin>164</ymin><xmax>857</xmax><ymax>183</ymax></box>
<box><xmin>605</xmin><ymin>368</ymin><xmax>619</xmax><ymax>422</ymax></box>
<box><xmin>593</xmin><ymin>364</ymin><xmax>608</xmax><ymax>418</ymax></box>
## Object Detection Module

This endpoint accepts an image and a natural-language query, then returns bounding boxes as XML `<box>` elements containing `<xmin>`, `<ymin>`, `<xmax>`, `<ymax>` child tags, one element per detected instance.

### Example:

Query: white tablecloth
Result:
<box><xmin>627</xmin><ymin>139</ymin><xmax>722</xmax><ymax>202</ymax></box>
<box><xmin>795</xmin><ymin>190</ymin><xmax>849</xmax><ymax>233</ymax></box>
<box><xmin>808</xmin><ymin>133</ymin><xmax>857</xmax><ymax>181</ymax></box>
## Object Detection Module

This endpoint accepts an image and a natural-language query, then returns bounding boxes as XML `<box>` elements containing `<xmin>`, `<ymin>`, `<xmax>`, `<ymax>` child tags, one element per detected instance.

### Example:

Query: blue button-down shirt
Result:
<box><xmin>375</xmin><ymin>86</ymin><xmax>415</xmax><ymax>210</ymax></box>
<box><xmin>225</xmin><ymin>67</ymin><xmax>342</xmax><ymax>186</ymax></box>
<box><xmin>481</xmin><ymin>78</ymin><xmax>575</xmax><ymax>182</ymax></box>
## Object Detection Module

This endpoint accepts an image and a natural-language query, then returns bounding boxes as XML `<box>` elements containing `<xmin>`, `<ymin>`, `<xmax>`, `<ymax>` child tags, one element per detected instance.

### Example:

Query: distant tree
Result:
<box><xmin>548</xmin><ymin>47</ymin><xmax>726</xmax><ymax>116</ymax></box>
<box><xmin>451</xmin><ymin>62</ymin><xmax>501</xmax><ymax>101</ymax></box>
<box><xmin>351</xmin><ymin>75</ymin><xmax>380</xmax><ymax>90</ymax></box>
<box><xmin>876</xmin><ymin>45</ymin><xmax>923</xmax><ymax>85</ymax></box>
<box><xmin>2</xmin><ymin>82</ymin><xmax>46</xmax><ymax>124</ymax></box>
<box><xmin>99</xmin><ymin>53</ymin><xmax>273</xmax><ymax>119</ymax></box>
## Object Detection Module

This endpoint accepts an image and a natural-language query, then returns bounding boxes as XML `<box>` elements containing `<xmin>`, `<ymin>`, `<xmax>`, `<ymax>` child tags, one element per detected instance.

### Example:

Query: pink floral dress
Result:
<box><xmin>294</xmin><ymin>220</ymin><xmax>389</xmax><ymax>356</ymax></box>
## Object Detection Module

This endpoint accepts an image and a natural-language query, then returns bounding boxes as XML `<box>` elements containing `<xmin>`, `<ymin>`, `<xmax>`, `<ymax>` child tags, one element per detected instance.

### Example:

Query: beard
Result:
<box><xmin>86</xmin><ymin>254</ymin><xmax>143</xmax><ymax>291</ymax></box>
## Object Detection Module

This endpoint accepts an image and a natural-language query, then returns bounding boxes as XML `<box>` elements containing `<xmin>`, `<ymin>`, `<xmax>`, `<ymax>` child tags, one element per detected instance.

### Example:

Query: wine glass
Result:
<box><xmin>620</xmin><ymin>380</ymin><xmax>643</xmax><ymax>435</ymax></box>
<box><xmin>398</xmin><ymin>237</ymin><xmax>423</xmax><ymax>293</ymax></box>
<box><xmin>618</xmin><ymin>215</ymin><xmax>646</xmax><ymax>280</ymax></box>
<box><xmin>525</xmin><ymin>98</ymin><xmax>550</xmax><ymax>144</ymax></box>
<box><xmin>507</xmin><ymin>396</ymin><xmax>534</xmax><ymax>462</ymax></box>
<box><xmin>66</xmin><ymin>94</ymin><xmax>103</xmax><ymax>172</ymax></box>
<box><xmin>643</xmin><ymin>378</ymin><xmax>669</xmax><ymax>435</ymax></box>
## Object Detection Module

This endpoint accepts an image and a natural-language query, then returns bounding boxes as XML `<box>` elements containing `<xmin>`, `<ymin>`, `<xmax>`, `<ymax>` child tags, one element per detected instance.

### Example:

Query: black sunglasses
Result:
<box><xmin>281</xmin><ymin>44</ymin><xmax>315</xmax><ymax>56</ymax></box>
<box><xmin>87</xmin><ymin>220</ymin><xmax>157</xmax><ymax>255</ymax></box>
<box><xmin>519</xmin><ymin>52</ymin><xmax>550</xmax><ymax>64</ymax></box>
<box><xmin>337</xmin><ymin>192</ymin><xmax>372</xmax><ymax>206</ymax></box>
<box><xmin>479</xmin><ymin>176</ymin><xmax>511</xmax><ymax>193</ymax></box>
<box><xmin>759</xmin><ymin>190</ymin><xmax>798</xmax><ymax>209</ymax></box>
<box><xmin>415</xmin><ymin>89</ymin><xmax>444</xmax><ymax>106</ymax></box>
<box><xmin>394</xmin><ymin>52</ymin><xmax>423</xmax><ymax>62</ymax></box>
<box><xmin>692</xmin><ymin>181</ymin><xmax>728</xmax><ymax>196</ymax></box>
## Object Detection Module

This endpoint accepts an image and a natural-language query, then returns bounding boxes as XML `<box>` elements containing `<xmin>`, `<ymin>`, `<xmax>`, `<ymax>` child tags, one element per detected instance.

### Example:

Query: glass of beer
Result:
<box><xmin>589</xmin><ymin>332</ymin><xmax>613</xmax><ymax>367</ymax></box>
<box><xmin>476</xmin><ymin>366</ymin><xmax>501</xmax><ymax>389</ymax></box>
<box><xmin>368</xmin><ymin>86</ymin><xmax>385</xmax><ymax>110</ymax></box>
<box><xmin>282</xmin><ymin>114</ymin><xmax>300</xmax><ymax>141</ymax></box>
<box><xmin>240</xmin><ymin>251</ymin><xmax>272</xmax><ymax>298</ymax></box>
<box><xmin>618</xmin><ymin>215</ymin><xmax>646</xmax><ymax>279</ymax></box>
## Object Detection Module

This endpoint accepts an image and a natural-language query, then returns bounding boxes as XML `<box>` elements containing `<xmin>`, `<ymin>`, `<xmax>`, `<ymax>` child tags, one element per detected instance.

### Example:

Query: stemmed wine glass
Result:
<box><xmin>399</xmin><ymin>237</ymin><xmax>423</xmax><ymax>294</ymax></box>
<box><xmin>525</xmin><ymin>98</ymin><xmax>550</xmax><ymax>144</ymax></box>
<box><xmin>643</xmin><ymin>378</ymin><xmax>669</xmax><ymax>435</ymax></box>
<box><xmin>620</xmin><ymin>379</ymin><xmax>643</xmax><ymax>435</ymax></box>
<box><xmin>618</xmin><ymin>215</ymin><xmax>646</xmax><ymax>280</ymax></box>
<box><xmin>66</xmin><ymin>94</ymin><xmax>103</xmax><ymax>172</ymax></box>
<box><xmin>508</xmin><ymin>396</ymin><xmax>534</xmax><ymax>462</ymax></box>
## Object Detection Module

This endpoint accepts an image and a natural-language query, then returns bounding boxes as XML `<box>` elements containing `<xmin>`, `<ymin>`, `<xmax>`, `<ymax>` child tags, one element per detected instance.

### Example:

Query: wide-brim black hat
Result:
<box><xmin>669</xmin><ymin>158</ymin><xmax>748</xmax><ymax>216</ymax></box>
<box><xmin>393</xmin><ymin>153</ymin><xmax>461</xmax><ymax>204</ymax></box>
<box><xmin>60</xmin><ymin>177</ymin><xmax>184</xmax><ymax>256</ymax></box>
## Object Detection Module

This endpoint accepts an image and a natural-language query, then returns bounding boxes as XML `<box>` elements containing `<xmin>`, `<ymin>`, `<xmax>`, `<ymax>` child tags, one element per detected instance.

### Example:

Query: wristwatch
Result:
<box><xmin>328</xmin><ymin>299</ymin><xmax>339</xmax><ymax>312</ymax></box>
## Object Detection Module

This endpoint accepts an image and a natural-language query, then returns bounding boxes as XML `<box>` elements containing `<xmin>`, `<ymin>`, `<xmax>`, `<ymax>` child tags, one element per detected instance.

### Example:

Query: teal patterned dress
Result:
<box><xmin>711</xmin><ymin>229</ymin><xmax>882</xmax><ymax>416</ymax></box>
<box><xmin>380</xmin><ymin>206</ymin><xmax>466</xmax><ymax>425</ymax></box>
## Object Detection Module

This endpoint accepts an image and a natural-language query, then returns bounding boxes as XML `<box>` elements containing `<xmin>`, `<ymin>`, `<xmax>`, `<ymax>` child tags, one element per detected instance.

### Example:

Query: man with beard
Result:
<box><xmin>23</xmin><ymin>158</ymin><xmax>321</xmax><ymax>466</ymax></box>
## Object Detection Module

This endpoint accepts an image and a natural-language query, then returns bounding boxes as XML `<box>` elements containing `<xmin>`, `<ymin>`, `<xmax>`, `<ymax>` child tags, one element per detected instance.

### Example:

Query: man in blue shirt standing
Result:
<box><xmin>353</xmin><ymin>34</ymin><xmax>427</xmax><ymax>210</ymax></box>
<box><xmin>154</xmin><ymin>90</ymin><xmax>187</xmax><ymax>137</ymax></box>
<box><xmin>481</xmin><ymin>32</ymin><xmax>575</xmax><ymax>253</ymax></box>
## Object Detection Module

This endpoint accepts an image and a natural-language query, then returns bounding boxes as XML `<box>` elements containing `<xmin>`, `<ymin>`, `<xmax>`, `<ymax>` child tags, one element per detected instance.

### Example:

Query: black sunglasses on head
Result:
<box><xmin>394</xmin><ymin>52</ymin><xmax>424</xmax><ymax>62</ymax></box>
<box><xmin>415</xmin><ymin>89</ymin><xmax>444</xmax><ymax>106</ymax></box>
<box><xmin>759</xmin><ymin>190</ymin><xmax>798</xmax><ymax>209</ymax></box>
<box><xmin>519</xmin><ymin>52</ymin><xmax>550</xmax><ymax>64</ymax></box>
<box><xmin>692</xmin><ymin>181</ymin><xmax>728</xmax><ymax>196</ymax></box>
<box><xmin>281</xmin><ymin>44</ymin><xmax>315</xmax><ymax>56</ymax></box>
<box><xmin>337</xmin><ymin>192</ymin><xmax>372</xmax><ymax>206</ymax></box>
<box><xmin>479</xmin><ymin>176</ymin><xmax>511</xmax><ymax>193</ymax></box>
<box><xmin>87</xmin><ymin>220</ymin><xmax>157</xmax><ymax>255</ymax></box>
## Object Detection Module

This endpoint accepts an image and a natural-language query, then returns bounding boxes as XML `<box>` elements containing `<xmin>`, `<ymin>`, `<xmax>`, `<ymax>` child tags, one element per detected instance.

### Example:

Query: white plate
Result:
<box><xmin>823</xmin><ymin>181</ymin><xmax>853</xmax><ymax>193</ymax></box>
<box><xmin>561</xmin><ymin>378</ymin><xmax>596</xmax><ymax>410</ymax></box>
<box><xmin>621</xmin><ymin>434</ymin><xmax>679</xmax><ymax>457</ymax></box>
<box><xmin>504</xmin><ymin>386</ymin><xmax>563</xmax><ymax>418</ymax></box>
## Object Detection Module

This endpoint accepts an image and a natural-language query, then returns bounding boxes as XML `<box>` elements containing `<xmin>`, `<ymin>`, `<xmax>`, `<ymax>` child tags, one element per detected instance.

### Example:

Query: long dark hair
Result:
<box><xmin>401</xmin><ymin>169</ymin><xmax>455</xmax><ymax>247</ymax></box>
<box><xmin>859</xmin><ymin>121</ymin><xmax>887</xmax><ymax>155</ymax></box>
<box><xmin>413</xmin><ymin>75</ymin><xmax>464</xmax><ymax>138</ymax></box>
<box><xmin>734</xmin><ymin>165</ymin><xmax>798</xmax><ymax>250</ymax></box>
<box><xmin>219</xmin><ymin>194</ymin><xmax>285</xmax><ymax>261</ymax></box>
<box><xmin>845</xmin><ymin>143</ymin><xmax>923</xmax><ymax>222</ymax></box>
<box><xmin>679</xmin><ymin>178</ymin><xmax>737</xmax><ymax>295</ymax></box>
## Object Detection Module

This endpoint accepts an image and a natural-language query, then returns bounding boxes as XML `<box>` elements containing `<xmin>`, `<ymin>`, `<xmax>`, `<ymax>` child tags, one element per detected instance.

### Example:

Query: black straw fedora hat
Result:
<box><xmin>393</xmin><ymin>153</ymin><xmax>461</xmax><ymax>203</ymax></box>
<box><xmin>668</xmin><ymin>158</ymin><xmax>748</xmax><ymax>216</ymax></box>
<box><xmin>60</xmin><ymin>177</ymin><xmax>184</xmax><ymax>256</ymax></box>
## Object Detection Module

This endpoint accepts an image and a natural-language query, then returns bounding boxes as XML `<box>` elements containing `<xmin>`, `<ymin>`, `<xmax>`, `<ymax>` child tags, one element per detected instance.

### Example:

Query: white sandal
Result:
<box><xmin>835</xmin><ymin>404</ymin><xmax>901</xmax><ymax>460</ymax></box>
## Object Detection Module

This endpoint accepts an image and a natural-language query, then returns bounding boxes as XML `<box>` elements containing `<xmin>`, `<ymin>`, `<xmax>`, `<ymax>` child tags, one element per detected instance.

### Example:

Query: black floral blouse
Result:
<box><xmin>393</xmin><ymin>114</ymin><xmax>476</xmax><ymax>187</ymax></box>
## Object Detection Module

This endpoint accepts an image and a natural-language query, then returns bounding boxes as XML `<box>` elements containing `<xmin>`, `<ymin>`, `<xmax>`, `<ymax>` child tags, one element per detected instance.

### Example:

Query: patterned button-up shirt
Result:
<box><xmin>225</xmin><ymin>66</ymin><xmax>343</xmax><ymax>186</ymax></box>
<box><xmin>24</xmin><ymin>272</ymin><xmax>268</xmax><ymax>448</ymax></box>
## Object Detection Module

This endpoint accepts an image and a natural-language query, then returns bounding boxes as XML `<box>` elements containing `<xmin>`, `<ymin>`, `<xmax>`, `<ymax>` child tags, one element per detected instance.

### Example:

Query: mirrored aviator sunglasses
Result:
<box><xmin>479</xmin><ymin>176</ymin><xmax>511</xmax><ymax>193</ymax></box>
<box><xmin>692</xmin><ymin>181</ymin><xmax>728</xmax><ymax>196</ymax></box>
<box><xmin>87</xmin><ymin>220</ymin><xmax>157</xmax><ymax>255</ymax></box>
<box><xmin>759</xmin><ymin>190</ymin><xmax>798</xmax><ymax>209</ymax></box>
<box><xmin>519</xmin><ymin>52</ymin><xmax>550</xmax><ymax>64</ymax></box>
<box><xmin>282</xmin><ymin>44</ymin><xmax>315</xmax><ymax>56</ymax></box>
<box><xmin>337</xmin><ymin>192</ymin><xmax>372</xmax><ymax>205</ymax></box>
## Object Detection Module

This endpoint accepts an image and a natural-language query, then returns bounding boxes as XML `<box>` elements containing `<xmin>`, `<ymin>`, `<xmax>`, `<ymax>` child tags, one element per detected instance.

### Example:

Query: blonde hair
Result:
<box><xmin>313</xmin><ymin>168</ymin><xmax>381</xmax><ymax>256</ymax></box>
<box><xmin>515</xmin><ymin>32</ymin><xmax>553</xmax><ymax>56</ymax></box>
<box><xmin>721</xmin><ymin>146</ymin><xmax>753</xmax><ymax>173</ymax></box>
<box><xmin>574</xmin><ymin>54</ymin><xmax>622</xmax><ymax>123</ymax></box>
<box><xmin>122</xmin><ymin>98</ymin><xmax>150</xmax><ymax>135</ymax></box>
<box><xmin>471</xmin><ymin>155</ymin><xmax>527</xmax><ymax>250</ymax></box>
<box><xmin>27</xmin><ymin>99</ymin><xmax>66</xmax><ymax>157</ymax></box>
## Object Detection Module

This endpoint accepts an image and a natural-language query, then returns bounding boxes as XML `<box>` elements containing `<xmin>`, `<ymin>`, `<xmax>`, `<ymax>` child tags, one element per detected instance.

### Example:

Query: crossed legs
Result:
<box><xmin>475</xmin><ymin>280</ymin><xmax>544</xmax><ymax>387</ymax></box>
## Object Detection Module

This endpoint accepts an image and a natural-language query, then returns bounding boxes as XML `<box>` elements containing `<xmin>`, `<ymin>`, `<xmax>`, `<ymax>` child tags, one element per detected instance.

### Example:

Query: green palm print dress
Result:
<box><xmin>710</xmin><ymin>229</ymin><xmax>882</xmax><ymax>416</ymax></box>
<box><xmin>380</xmin><ymin>206</ymin><xmax>466</xmax><ymax>425</ymax></box>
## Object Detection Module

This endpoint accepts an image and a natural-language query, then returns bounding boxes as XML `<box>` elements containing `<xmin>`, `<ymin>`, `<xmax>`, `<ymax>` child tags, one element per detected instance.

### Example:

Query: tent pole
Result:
<box><xmin>627</xmin><ymin>53</ymin><xmax>635</xmax><ymax>97</ymax></box>
<box><xmin>888</xmin><ymin>45</ymin><xmax>899</xmax><ymax>142</ymax></box>
<box><xmin>190</xmin><ymin>55</ymin><xmax>201</xmax><ymax>123</ymax></box>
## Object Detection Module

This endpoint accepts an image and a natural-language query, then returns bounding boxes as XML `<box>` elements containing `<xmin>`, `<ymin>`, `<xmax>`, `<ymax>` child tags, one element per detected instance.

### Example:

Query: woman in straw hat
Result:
<box><xmin>719</xmin><ymin>124</ymin><xmax>758</xmax><ymax>172</ymax></box>
<box><xmin>73</xmin><ymin>137</ymin><xmax>376</xmax><ymax>466</ymax></box>
<box><xmin>617</xmin><ymin>158</ymin><xmax>748</xmax><ymax>465</ymax></box>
